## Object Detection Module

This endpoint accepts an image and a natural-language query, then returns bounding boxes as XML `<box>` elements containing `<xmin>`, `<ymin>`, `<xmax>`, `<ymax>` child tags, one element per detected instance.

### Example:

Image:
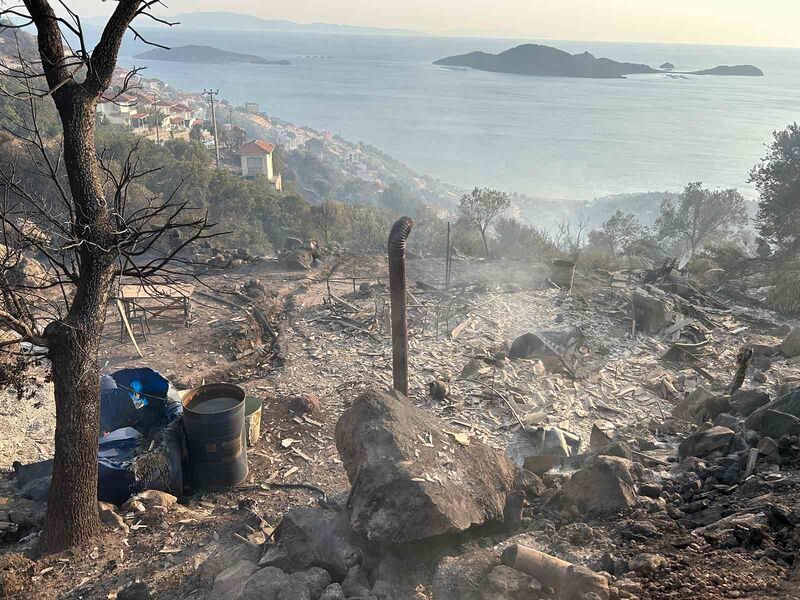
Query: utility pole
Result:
<box><xmin>151</xmin><ymin>93</ymin><xmax>160</xmax><ymax>145</ymax></box>
<box><xmin>203</xmin><ymin>89</ymin><xmax>220</xmax><ymax>169</ymax></box>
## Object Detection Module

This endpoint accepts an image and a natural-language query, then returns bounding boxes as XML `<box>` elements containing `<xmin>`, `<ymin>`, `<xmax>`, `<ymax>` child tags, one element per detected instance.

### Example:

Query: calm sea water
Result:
<box><xmin>119</xmin><ymin>30</ymin><xmax>800</xmax><ymax>200</ymax></box>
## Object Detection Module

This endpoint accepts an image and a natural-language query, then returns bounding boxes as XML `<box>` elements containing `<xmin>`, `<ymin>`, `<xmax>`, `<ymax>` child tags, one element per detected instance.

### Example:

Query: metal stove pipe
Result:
<box><xmin>388</xmin><ymin>217</ymin><xmax>414</xmax><ymax>395</ymax></box>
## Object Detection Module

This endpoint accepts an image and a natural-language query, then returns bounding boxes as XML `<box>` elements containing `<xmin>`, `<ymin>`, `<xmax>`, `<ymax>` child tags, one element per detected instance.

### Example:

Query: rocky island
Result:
<box><xmin>134</xmin><ymin>44</ymin><xmax>290</xmax><ymax>65</ymax></box>
<box><xmin>434</xmin><ymin>43</ymin><xmax>763</xmax><ymax>79</ymax></box>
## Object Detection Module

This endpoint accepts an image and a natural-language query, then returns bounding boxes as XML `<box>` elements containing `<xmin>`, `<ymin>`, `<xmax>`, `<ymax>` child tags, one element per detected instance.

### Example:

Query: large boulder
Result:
<box><xmin>335</xmin><ymin>388</ymin><xmax>516</xmax><ymax>544</ymax></box>
<box><xmin>758</xmin><ymin>410</ymin><xmax>800</xmax><ymax>440</ymax></box>
<box><xmin>746</xmin><ymin>389</ymin><xmax>800</xmax><ymax>430</ymax></box>
<box><xmin>259</xmin><ymin>507</ymin><xmax>364</xmax><ymax>581</ymax></box>
<box><xmin>730</xmin><ymin>389</ymin><xmax>770</xmax><ymax>417</ymax></box>
<box><xmin>282</xmin><ymin>249</ymin><xmax>313</xmax><ymax>270</ymax></box>
<box><xmin>632</xmin><ymin>289</ymin><xmax>674</xmax><ymax>333</ymax></box>
<box><xmin>678</xmin><ymin>426</ymin><xmax>734</xmax><ymax>460</ymax></box>
<box><xmin>566</xmin><ymin>456</ymin><xmax>637</xmax><ymax>514</ymax></box>
<box><xmin>780</xmin><ymin>329</ymin><xmax>800</xmax><ymax>358</ymax></box>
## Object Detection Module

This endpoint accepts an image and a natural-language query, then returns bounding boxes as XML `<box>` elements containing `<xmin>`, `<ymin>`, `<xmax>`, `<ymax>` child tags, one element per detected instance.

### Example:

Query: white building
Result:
<box><xmin>239</xmin><ymin>140</ymin><xmax>282</xmax><ymax>191</ymax></box>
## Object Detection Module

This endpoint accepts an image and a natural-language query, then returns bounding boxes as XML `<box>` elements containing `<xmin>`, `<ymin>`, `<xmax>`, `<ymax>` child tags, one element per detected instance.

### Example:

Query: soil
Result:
<box><xmin>0</xmin><ymin>253</ymin><xmax>798</xmax><ymax>599</ymax></box>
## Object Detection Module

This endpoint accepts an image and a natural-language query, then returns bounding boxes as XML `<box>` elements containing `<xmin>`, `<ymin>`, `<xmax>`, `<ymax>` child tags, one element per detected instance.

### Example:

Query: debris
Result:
<box><xmin>632</xmin><ymin>288</ymin><xmax>674</xmax><ymax>333</ymax></box>
<box><xmin>428</xmin><ymin>380</ymin><xmax>450</xmax><ymax>400</ymax></box>
<box><xmin>729</xmin><ymin>388</ymin><xmax>770</xmax><ymax>417</ymax></box>
<box><xmin>780</xmin><ymin>328</ymin><xmax>800</xmax><ymax>357</ymax></box>
<box><xmin>288</xmin><ymin>395</ymin><xmax>321</xmax><ymax>415</ymax></box>
<box><xmin>283</xmin><ymin>249</ymin><xmax>314</xmax><ymax>270</ymax></box>
<box><xmin>500</xmin><ymin>544</ymin><xmax>609</xmax><ymax>600</ymax></box>
<box><xmin>334</xmin><ymin>388</ymin><xmax>516</xmax><ymax>543</ymax></box>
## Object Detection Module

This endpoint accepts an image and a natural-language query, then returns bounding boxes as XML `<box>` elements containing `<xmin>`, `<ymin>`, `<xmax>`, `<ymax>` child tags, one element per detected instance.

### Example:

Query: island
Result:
<box><xmin>134</xmin><ymin>45</ymin><xmax>290</xmax><ymax>65</ymax></box>
<box><xmin>685</xmin><ymin>65</ymin><xmax>764</xmax><ymax>76</ymax></box>
<box><xmin>434</xmin><ymin>44</ymin><xmax>763</xmax><ymax>79</ymax></box>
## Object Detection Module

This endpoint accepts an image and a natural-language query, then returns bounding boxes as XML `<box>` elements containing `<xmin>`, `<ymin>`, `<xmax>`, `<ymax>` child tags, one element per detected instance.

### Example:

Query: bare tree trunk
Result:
<box><xmin>481</xmin><ymin>229</ymin><xmax>490</xmax><ymax>258</ymax></box>
<box><xmin>39</xmin><ymin>93</ymin><xmax>115</xmax><ymax>552</ymax></box>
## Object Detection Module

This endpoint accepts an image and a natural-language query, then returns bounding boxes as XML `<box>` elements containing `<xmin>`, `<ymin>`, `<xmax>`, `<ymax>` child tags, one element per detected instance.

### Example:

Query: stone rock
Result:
<box><xmin>756</xmin><ymin>437</ymin><xmax>780</xmax><ymax>461</ymax></box>
<box><xmin>678</xmin><ymin>426</ymin><xmax>734</xmax><ymax>460</ymax></box>
<box><xmin>713</xmin><ymin>413</ymin><xmax>741</xmax><ymax>431</ymax></box>
<box><xmin>628</xmin><ymin>554</ymin><xmax>666</xmax><ymax>573</ymax></box>
<box><xmin>117</xmin><ymin>582</ymin><xmax>152</xmax><ymax>600</ymax></box>
<box><xmin>637</xmin><ymin>482</ymin><xmax>662</xmax><ymax>499</ymax></box>
<box><xmin>283</xmin><ymin>249</ymin><xmax>314</xmax><ymax>270</ymax></box>
<box><xmin>335</xmin><ymin>388</ymin><xmax>516</xmax><ymax>544</ymax></box>
<box><xmin>566</xmin><ymin>456</ymin><xmax>637</xmax><ymax>514</ymax></box>
<box><xmin>285</xmin><ymin>237</ymin><xmax>304</xmax><ymax>250</ymax></box>
<box><xmin>751</xmin><ymin>355</ymin><xmax>772</xmax><ymax>372</ymax></box>
<box><xmin>673</xmin><ymin>387</ymin><xmax>727</xmax><ymax>424</ymax></box>
<box><xmin>513</xmin><ymin>469</ymin><xmax>545</xmax><ymax>500</ymax></box>
<box><xmin>260</xmin><ymin>507</ymin><xmax>364</xmax><ymax>581</ymax></box>
<box><xmin>479</xmin><ymin>565</ymin><xmax>541</xmax><ymax>600</ymax></box>
<box><xmin>747</xmin><ymin>389</ymin><xmax>800</xmax><ymax>430</ymax></box>
<box><xmin>123</xmin><ymin>490</ymin><xmax>177</xmax><ymax>512</ymax></box>
<box><xmin>319</xmin><ymin>583</ymin><xmax>346</xmax><ymax>600</ymax></box>
<box><xmin>19</xmin><ymin>477</ymin><xmax>50</xmax><ymax>501</ymax></box>
<box><xmin>288</xmin><ymin>394</ymin><xmax>321</xmax><ymax>415</ymax></box>
<box><xmin>461</xmin><ymin>358</ymin><xmax>485</xmax><ymax>379</ymax></box>
<box><xmin>290</xmin><ymin>568</ymin><xmax>331</xmax><ymax>600</ymax></box>
<box><xmin>199</xmin><ymin>543</ymin><xmax>261</xmax><ymax>586</ymax></box>
<box><xmin>730</xmin><ymin>389</ymin><xmax>770</xmax><ymax>417</ymax></box>
<box><xmin>597</xmin><ymin>441</ymin><xmax>633</xmax><ymax>461</ymax></box>
<box><xmin>559</xmin><ymin>565</ymin><xmax>610</xmax><ymax>600</ymax></box>
<box><xmin>242</xmin><ymin>566</ymin><xmax>311</xmax><ymax>600</ymax></box>
<box><xmin>371</xmin><ymin>579</ymin><xmax>398</xmax><ymax>600</ymax></box>
<box><xmin>341</xmin><ymin>565</ymin><xmax>371</xmax><ymax>598</ymax></box>
<box><xmin>99</xmin><ymin>503</ymin><xmax>129</xmax><ymax>533</ymax></box>
<box><xmin>780</xmin><ymin>328</ymin><xmax>800</xmax><ymax>358</ymax></box>
<box><xmin>700</xmin><ymin>268</ymin><xmax>725</xmax><ymax>286</ymax></box>
<box><xmin>632</xmin><ymin>289</ymin><xmax>674</xmax><ymax>333</ymax></box>
<box><xmin>432</xmin><ymin>549</ymin><xmax>499</xmax><ymax>600</ymax></box>
<box><xmin>758</xmin><ymin>410</ymin><xmax>800</xmax><ymax>440</ymax></box>
<box><xmin>211</xmin><ymin>561</ymin><xmax>258</xmax><ymax>600</ymax></box>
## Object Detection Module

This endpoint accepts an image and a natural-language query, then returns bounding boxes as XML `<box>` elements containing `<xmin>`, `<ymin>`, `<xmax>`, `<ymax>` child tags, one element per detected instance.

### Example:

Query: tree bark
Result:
<box><xmin>39</xmin><ymin>92</ymin><xmax>115</xmax><ymax>553</ymax></box>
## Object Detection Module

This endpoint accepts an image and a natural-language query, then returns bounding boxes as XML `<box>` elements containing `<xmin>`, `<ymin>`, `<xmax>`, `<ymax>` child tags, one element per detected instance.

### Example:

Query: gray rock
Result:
<box><xmin>746</xmin><ymin>389</ymin><xmax>800</xmax><ymax>430</ymax></box>
<box><xmin>730</xmin><ymin>389</ymin><xmax>770</xmax><ymax>417</ymax></box>
<box><xmin>117</xmin><ymin>582</ymin><xmax>152</xmax><ymax>600</ymax></box>
<box><xmin>714</xmin><ymin>413</ymin><xmax>741</xmax><ymax>431</ymax></box>
<box><xmin>290</xmin><ymin>568</ymin><xmax>332</xmax><ymax>600</ymax></box>
<box><xmin>341</xmin><ymin>565</ymin><xmax>371</xmax><ymax>598</ymax></box>
<box><xmin>242</xmin><ymin>566</ymin><xmax>311</xmax><ymax>600</ymax></box>
<box><xmin>282</xmin><ymin>249</ymin><xmax>314</xmax><ymax>270</ymax></box>
<box><xmin>19</xmin><ymin>476</ymin><xmax>50</xmax><ymax>501</ymax></box>
<box><xmin>567</xmin><ymin>456</ymin><xmax>637</xmax><ymax>514</ymax></box>
<box><xmin>335</xmin><ymin>388</ymin><xmax>516</xmax><ymax>544</ymax></box>
<box><xmin>199</xmin><ymin>543</ymin><xmax>261</xmax><ymax>586</ymax></box>
<box><xmin>751</xmin><ymin>355</ymin><xmax>772</xmax><ymax>372</ymax></box>
<box><xmin>678</xmin><ymin>426</ymin><xmax>734</xmax><ymax>460</ymax></box>
<box><xmin>371</xmin><ymin>579</ymin><xmax>397</xmax><ymax>600</ymax></box>
<box><xmin>260</xmin><ymin>507</ymin><xmax>364</xmax><ymax>581</ymax></box>
<box><xmin>758</xmin><ymin>409</ymin><xmax>800</xmax><ymax>440</ymax></box>
<box><xmin>432</xmin><ymin>549</ymin><xmax>500</xmax><ymax>600</ymax></box>
<box><xmin>780</xmin><ymin>328</ymin><xmax>800</xmax><ymax>357</ymax></box>
<box><xmin>479</xmin><ymin>565</ymin><xmax>541</xmax><ymax>600</ymax></box>
<box><xmin>632</xmin><ymin>289</ymin><xmax>674</xmax><ymax>333</ymax></box>
<box><xmin>628</xmin><ymin>554</ymin><xmax>666</xmax><ymax>573</ymax></box>
<box><xmin>513</xmin><ymin>469</ymin><xmax>545</xmax><ymax>500</ymax></box>
<box><xmin>637</xmin><ymin>482</ymin><xmax>662</xmax><ymax>499</ymax></box>
<box><xmin>756</xmin><ymin>437</ymin><xmax>780</xmax><ymax>461</ymax></box>
<box><xmin>319</xmin><ymin>584</ymin><xmax>346</xmax><ymax>600</ymax></box>
<box><xmin>211</xmin><ymin>561</ymin><xmax>258</xmax><ymax>600</ymax></box>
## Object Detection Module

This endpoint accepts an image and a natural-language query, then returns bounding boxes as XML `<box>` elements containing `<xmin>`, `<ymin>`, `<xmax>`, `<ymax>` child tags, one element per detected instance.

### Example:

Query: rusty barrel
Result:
<box><xmin>182</xmin><ymin>383</ymin><xmax>248</xmax><ymax>490</ymax></box>
<box><xmin>549</xmin><ymin>259</ymin><xmax>576</xmax><ymax>291</ymax></box>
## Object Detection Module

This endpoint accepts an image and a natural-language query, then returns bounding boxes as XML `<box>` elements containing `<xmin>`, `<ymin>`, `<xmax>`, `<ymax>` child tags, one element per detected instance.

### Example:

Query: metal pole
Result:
<box><xmin>445</xmin><ymin>221</ymin><xmax>451</xmax><ymax>289</ymax></box>
<box><xmin>204</xmin><ymin>89</ymin><xmax>220</xmax><ymax>169</ymax></box>
<box><xmin>388</xmin><ymin>217</ymin><xmax>414</xmax><ymax>396</ymax></box>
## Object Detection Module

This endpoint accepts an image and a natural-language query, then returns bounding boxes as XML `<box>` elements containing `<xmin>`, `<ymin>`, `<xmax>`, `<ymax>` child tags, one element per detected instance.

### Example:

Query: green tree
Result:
<box><xmin>310</xmin><ymin>200</ymin><xmax>348</xmax><ymax>244</ymax></box>
<box><xmin>655</xmin><ymin>182</ymin><xmax>748</xmax><ymax>257</ymax></box>
<box><xmin>457</xmin><ymin>187</ymin><xmax>511</xmax><ymax>257</ymax></box>
<box><xmin>601</xmin><ymin>209</ymin><xmax>644</xmax><ymax>257</ymax></box>
<box><xmin>749</xmin><ymin>123</ymin><xmax>800</xmax><ymax>257</ymax></box>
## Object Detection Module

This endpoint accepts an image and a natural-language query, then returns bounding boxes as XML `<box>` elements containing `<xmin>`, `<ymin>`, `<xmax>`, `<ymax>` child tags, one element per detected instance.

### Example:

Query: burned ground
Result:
<box><xmin>0</xmin><ymin>252</ymin><xmax>798</xmax><ymax>599</ymax></box>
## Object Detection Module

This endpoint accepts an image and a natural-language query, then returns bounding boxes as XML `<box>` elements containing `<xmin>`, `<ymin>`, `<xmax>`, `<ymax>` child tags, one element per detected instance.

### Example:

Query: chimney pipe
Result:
<box><xmin>388</xmin><ymin>217</ymin><xmax>414</xmax><ymax>395</ymax></box>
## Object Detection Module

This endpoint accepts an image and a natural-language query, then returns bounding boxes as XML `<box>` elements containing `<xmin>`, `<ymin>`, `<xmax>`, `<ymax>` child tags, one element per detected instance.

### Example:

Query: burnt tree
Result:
<box><xmin>0</xmin><ymin>2</ymin><xmax>216</xmax><ymax>551</ymax></box>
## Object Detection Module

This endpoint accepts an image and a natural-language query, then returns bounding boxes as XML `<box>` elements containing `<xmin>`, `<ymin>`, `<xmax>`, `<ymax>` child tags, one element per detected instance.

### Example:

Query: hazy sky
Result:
<box><xmin>63</xmin><ymin>0</ymin><xmax>798</xmax><ymax>47</ymax></box>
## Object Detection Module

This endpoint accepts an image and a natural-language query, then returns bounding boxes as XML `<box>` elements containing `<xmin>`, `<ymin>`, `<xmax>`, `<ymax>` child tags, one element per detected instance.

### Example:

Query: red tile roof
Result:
<box><xmin>240</xmin><ymin>140</ymin><xmax>276</xmax><ymax>155</ymax></box>
<box><xmin>129</xmin><ymin>112</ymin><xmax>149</xmax><ymax>119</ymax></box>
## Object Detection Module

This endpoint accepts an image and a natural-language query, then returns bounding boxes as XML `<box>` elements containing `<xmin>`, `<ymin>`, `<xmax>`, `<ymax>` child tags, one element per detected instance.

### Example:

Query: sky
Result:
<box><xmin>62</xmin><ymin>0</ymin><xmax>799</xmax><ymax>48</ymax></box>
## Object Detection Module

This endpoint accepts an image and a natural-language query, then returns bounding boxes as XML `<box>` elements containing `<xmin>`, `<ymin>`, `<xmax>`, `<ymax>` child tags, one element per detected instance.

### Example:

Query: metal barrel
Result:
<box><xmin>182</xmin><ymin>383</ymin><xmax>248</xmax><ymax>490</ymax></box>
<box><xmin>549</xmin><ymin>259</ymin><xmax>576</xmax><ymax>291</ymax></box>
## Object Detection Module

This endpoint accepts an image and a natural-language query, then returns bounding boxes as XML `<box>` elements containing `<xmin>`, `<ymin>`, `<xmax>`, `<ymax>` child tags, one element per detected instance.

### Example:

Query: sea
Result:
<box><xmin>117</xmin><ymin>29</ymin><xmax>800</xmax><ymax>201</ymax></box>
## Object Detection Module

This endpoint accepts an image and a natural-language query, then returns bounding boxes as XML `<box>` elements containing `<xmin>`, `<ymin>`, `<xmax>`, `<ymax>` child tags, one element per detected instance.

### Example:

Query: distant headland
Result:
<box><xmin>134</xmin><ymin>45</ymin><xmax>291</xmax><ymax>66</ymax></box>
<box><xmin>434</xmin><ymin>44</ymin><xmax>763</xmax><ymax>79</ymax></box>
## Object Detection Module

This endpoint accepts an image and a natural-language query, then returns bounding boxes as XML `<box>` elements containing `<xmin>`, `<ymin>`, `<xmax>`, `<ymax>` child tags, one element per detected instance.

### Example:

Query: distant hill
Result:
<box><xmin>121</xmin><ymin>11</ymin><xmax>420</xmax><ymax>35</ymax></box>
<box><xmin>686</xmin><ymin>65</ymin><xmax>764</xmax><ymax>76</ymax></box>
<box><xmin>134</xmin><ymin>45</ymin><xmax>290</xmax><ymax>65</ymax></box>
<box><xmin>0</xmin><ymin>19</ymin><xmax>37</xmax><ymax>60</ymax></box>
<box><xmin>434</xmin><ymin>44</ymin><xmax>660</xmax><ymax>79</ymax></box>
<box><xmin>435</xmin><ymin>43</ymin><xmax>764</xmax><ymax>80</ymax></box>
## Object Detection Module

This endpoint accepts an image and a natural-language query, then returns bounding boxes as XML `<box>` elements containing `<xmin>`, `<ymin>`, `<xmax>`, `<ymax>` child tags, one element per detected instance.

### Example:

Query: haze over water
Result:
<box><xmin>121</xmin><ymin>30</ymin><xmax>800</xmax><ymax>200</ymax></box>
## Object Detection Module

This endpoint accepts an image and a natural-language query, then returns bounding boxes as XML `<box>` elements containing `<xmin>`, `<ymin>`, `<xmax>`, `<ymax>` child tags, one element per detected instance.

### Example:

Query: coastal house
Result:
<box><xmin>239</xmin><ymin>140</ymin><xmax>282</xmax><ymax>191</ymax></box>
